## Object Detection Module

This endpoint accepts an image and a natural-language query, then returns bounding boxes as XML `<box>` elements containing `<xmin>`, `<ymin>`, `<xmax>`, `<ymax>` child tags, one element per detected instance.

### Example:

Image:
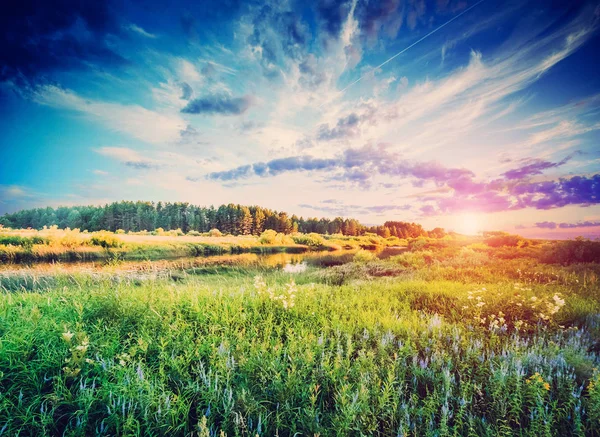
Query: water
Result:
<box><xmin>0</xmin><ymin>250</ymin><xmax>358</xmax><ymax>279</ymax></box>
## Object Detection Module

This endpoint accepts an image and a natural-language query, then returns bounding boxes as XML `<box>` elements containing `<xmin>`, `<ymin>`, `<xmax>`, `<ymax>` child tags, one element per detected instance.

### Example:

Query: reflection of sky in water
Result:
<box><xmin>0</xmin><ymin>250</ymin><xmax>357</xmax><ymax>277</ymax></box>
<box><xmin>282</xmin><ymin>262</ymin><xmax>307</xmax><ymax>273</ymax></box>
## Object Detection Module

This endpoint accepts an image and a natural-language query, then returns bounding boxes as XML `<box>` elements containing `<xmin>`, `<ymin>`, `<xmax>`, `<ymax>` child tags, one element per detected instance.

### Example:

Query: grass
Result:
<box><xmin>0</xmin><ymin>239</ymin><xmax>599</xmax><ymax>436</ymax></box>
<box><xmin>0</xmin><ymin>228</ymin><xmax>411</xmax><ymax>264</ymax></box>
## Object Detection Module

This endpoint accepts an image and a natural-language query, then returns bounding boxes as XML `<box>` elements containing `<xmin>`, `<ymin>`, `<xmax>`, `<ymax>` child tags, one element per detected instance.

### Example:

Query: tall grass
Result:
<box><xmin>0</xmin><ymin>239</ymin><xmax>599</xmax><ymax>435</ymax></box>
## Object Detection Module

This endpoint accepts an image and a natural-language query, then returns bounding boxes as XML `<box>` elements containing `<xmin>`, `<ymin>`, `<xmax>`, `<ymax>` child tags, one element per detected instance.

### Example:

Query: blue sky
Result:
<box><xmin>1</xmin><ymin>0</ymin><xmax>600</xmax><ymax>237</ymax></box>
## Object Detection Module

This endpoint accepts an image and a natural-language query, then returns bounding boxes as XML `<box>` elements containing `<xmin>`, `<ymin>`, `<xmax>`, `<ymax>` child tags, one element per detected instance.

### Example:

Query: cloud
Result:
<box><xmin>33</xmin><ymin>85</ymin><xmax>186</xmax><ymax>144</ymax></box>
<box><xmin>181</xmin><ymin>94</ymin><xmax>254</xmax><ymax>115</ymax></box>
<box><xmin>535</xmin><ymin>220</ymin><xmax>600</xmax><ymax>230</ymax></box>
<box><xmin>126</xmin><ymin>23</ymin><xmax>157</xmax><ymax>38</ymax></box>
<box><xmin>207</xmin><ymin>143</ymin><xmax>476</xmax><ymax>189</ymax></box>
<box><xmin>0</xmin><ymin>185</ymin><xmax>34</xmax><ymax>200</ymax></box>
<box><xmin>535</xmin><ymin>221</ymin><xmax>557</xmax><ymax>229</ymax></box>
<box><xmin>95</xmin><ymin>147</ymin><xmax>160</xmax><ymax>169</ymax></box>
<box><xmin>0</xmin><ymin>0</ymin><xmax>126</xmax><ymax>82</ymax></box>
<box><xmin>180</xmin><ymin>82</ymin><xmax>194</xmax><ymax>100</ymax></box>
<box><xmin>502</xmin><ymin>155</ymin><xmax>572</xmax><ymax>180</ymax></box>
<box><xmin>244</xmin><ymin>4</ymin><xmax>310</xmax><ymax>79</ymax></box>
<box><xmin>316</xmin><ymin>113</ymin><xmax>361</xmax><ymax>141</ymax></box>
<box><xmin>317</xmin><ymin>0</ymin><xmax>353</xmax><ymax>38</ymax></box>
<box><xmin>299</xmin><ymin>200</ymin><xmax>411</xmax><ymax>216</ymax></box>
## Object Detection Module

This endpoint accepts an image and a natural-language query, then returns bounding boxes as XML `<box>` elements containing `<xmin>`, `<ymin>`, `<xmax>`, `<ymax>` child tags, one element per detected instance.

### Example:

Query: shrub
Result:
<box><xmin>483</xmin><ymin>231</ymin><xmax>526</xmax><ymax>247</ymax></box>
<box><xmin>89</xmin><ymin>232</ymin><xmax>123</xmax><ymax>248</ymax></box>
<box><xmin>0</xmin><ymin>235</ymin><xmax>48</xmax><ymax>247</ymax></box>
<box><xmin>208</xmin><ymin>228</ymin><xmax>223</xmax><ymax>237</ymax></box>
<box><xmin>187</xmin><ymin>230</ymin><xmax>201</xmax><ymax>236</ymax></box>
<box><xmin>353</xmin><ymin>249</ymin><xmax>376</xmax><ymax>263</ymax></box>
<box><xmin>291</xmin><ymin>232</ymin><xmax>325</xmax><ymax>247</ymax></box>
<box><xmin>392</xmin><ymin>250</ymin><xmax>434</xmax><ymax>268</ymax></box>
<box><xmin>259</xmin><ymin>229</ymin><xmax>294</xmax><ymax>245</ymax></box>
<box><xmin>115</xmin><ymin>229</ymin><xmax>126</xmax><ymax>234</ymax></box>
<box><xmin>541</xmin><ymin>238</ymin><xmax>600</xmax><ymax>264</ymax></box>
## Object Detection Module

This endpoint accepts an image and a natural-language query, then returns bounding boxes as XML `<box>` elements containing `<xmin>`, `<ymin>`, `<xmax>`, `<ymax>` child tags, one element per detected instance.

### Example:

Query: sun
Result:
<box><xmin>453</xmin><ymin>213</ymin><xmax>481</xmax><ymax>236</ymax></box>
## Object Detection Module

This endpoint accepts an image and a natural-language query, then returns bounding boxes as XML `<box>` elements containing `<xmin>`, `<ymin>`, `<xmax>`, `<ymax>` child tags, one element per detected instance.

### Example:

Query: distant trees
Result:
<box><xmin>0</xmin><ymin>201</ymin><xmax>446</xmax><ymax>238</ymax></box>
<box><xmin>382</xmin><ymin>221</ymin><xmax>427</xmax><ymax>238</ymax></box>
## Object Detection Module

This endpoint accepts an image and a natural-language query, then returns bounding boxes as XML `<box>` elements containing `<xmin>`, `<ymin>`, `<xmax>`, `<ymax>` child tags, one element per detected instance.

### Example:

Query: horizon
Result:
<box><xmin>2</xmin><ymin>199</ymin><xmax>598</xmax><ymax>240</ymax></box>
<box><xmin>1</xmin><ymin>0</ymin><xmax>600</xmax><ymax>239</ymax></box>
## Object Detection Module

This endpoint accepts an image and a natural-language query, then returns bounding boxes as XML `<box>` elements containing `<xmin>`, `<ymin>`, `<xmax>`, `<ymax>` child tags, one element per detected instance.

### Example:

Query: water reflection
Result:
<box><xmin>282</xmin><ymin>262</ymin><xmax>308</xmax><ymax>273</ymax></box>
<box><xmin>0</xmin><ymin>250</ymin><xmax>358</xmax><ymax>277</ymax></box>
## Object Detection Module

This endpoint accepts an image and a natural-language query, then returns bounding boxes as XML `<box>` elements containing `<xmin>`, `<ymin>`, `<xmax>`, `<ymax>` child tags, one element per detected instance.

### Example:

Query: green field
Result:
<box><xmin>0</xmin><ymin>236</ymin><xmax>599</xmax><ymax>436</ymax></box>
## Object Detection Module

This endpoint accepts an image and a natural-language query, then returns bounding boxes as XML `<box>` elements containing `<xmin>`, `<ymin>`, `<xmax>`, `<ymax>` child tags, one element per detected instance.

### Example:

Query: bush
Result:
<box><xmin>89</xmin><ymin>232</ymin><xmax>123</xmax><ymax>248</ymax></box>
<box><xmin>259</xmin><ymin>229</ymin><xmax>294</xmax><ymax>245</ymax></box>
<box><xmin>291</xmin><ymin>232</ymin><xmax>325</xmax><ymax>247</ymax></box>
<box><xmin>208</xmin><ymin>228</ymin><xmax>223</xmax><ymax>237</ymax></box>
<box><xmin>392</xmin><ymin>250</ymin><xmax>434</xmax><ymax>268</ymax></box>
<box><xmin>353</xmin><ymin>249</ymin><xmax>376</xmax><ymax>263</ymax></box>
<box><xmin>541</xmin><ymin>238</ymin><xmax>600</xmax><ymax>264</ymax></box>
<box><xmin>483</xmin><ymin>231</ymin><xmax>527</xmax><ymax>248</ymax></box>
<box><xmin>0</xmin><ymin>235</ymin><xmax>48</xmax><ymax>247</ymax></box>
<box><xmin>187</xmin><ymin>230</ymin><xmax>201</xmax><ymax>236</ymax></box>
<box><xmin>115</xmin><ymin>229</ymin><xmax>126</xmax><ymax>234</ymax></box>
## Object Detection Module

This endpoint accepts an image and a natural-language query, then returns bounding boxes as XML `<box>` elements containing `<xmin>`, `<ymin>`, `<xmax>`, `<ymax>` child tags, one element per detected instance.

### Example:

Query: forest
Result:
<box><xmin>0</xmin><ymin>201</ymin><xmax>443</xmax><ymax>239</ymax></box>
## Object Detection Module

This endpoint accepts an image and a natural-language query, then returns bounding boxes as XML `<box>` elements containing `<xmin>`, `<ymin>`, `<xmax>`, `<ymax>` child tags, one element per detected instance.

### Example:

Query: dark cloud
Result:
<box><xmin>239</xmin><ymin>120</ymin><xmax>265</xmax><ymax>132</ymax></box>
<box><xmin>247</xmin><ymin>4</ymin><xmax>310</xmax><ymax>79</ymax></box>
<box><xmin>535</xmin><ymin>221</ymin><xmax>558</xmax><ymax>229</ymax></box>
<box><xmin>299</xmin><ymin>201</ymin><xmax>411</xmax><ymax>216</ymax></box>
<box><xmin>201</xmin><ymin>62</ymin><xmax>217</xmax><ymax>77</ymax></box>
<box><xmin>208</xmin><ymin>156</ymin><xmax>338</xmax><ymax>181</ymax></box>
<box><xmin>317</xmin><ymin>0</ymin><xmax>353</xmax><ymax>38</ymax></box>
<box><xmin>180</xmin><ymin>82</ymin><xmax>193</xmax><ymax>100</ymax></box>
<box><xmin>179</xmin><ymin>124</ymin><xmax>200</xmax><ymax>142</ymax></box>
<box><xmin>207</xmin><ymin>143</ymin><xmax>474</xmax><ymax>189</ymax></box>
<box><xmin>317</xmin><ymin>108</ymin><xmax>378</xmax><ymax>141</ymax></box>
<box><xmin>317</xmin><ymin>113</ymin><xmax>361</xmax><ymax>141</ymax></box>
<box><xmin>0</xmin><ymin>0</ymin><xmax>126</xmax><ymax>82</ymax></box>
<box><xmin>535</xmin><ymin>220</ymin><xmax>600</xmax><ymax>229</ymax></box>
<box><xmin>181</xmin><ymin>94</ymin><xmax>254</xmax><ymax>115</ymax></box>
<box><xmin>207</xmin><ymin>143</ymin><xmax>600</xmax><ymax>215</ymax></box>
<box><xmin>502</xmin><ymin>155</ymin><xmax>572</xmax><ymax>180</ymax></box>
<box><xmin>559</xmin><ymin>221</ymin><xmax>600</xmax><ymax>229</ymax></box>
<box><xmin>510</xmin><ymin>174</ymin><xmax>600</xmax><ymax>209</ymax></box>
<box><xmin>298</xmin><ymin>54</ymin><xmax>326</xmax><ymax>89</ymax></box>
<box><xmin>364</xmin><ymin>204</ymin><xmax>411</xmax><ymax>213</ymax></box>
<box><xmin>124</xmin><ymin>161</ymin><xmax>159</xmax><ymax>170</ymax></box>
<box><xmin>355</xmin><ymin>0</ymin><xmax>403</xmax><ymax>41</ymax></box>
<box><xmin>180</xmin><ymin>12</ymin><xmax>198</xmax><ymax>40</ymax></box>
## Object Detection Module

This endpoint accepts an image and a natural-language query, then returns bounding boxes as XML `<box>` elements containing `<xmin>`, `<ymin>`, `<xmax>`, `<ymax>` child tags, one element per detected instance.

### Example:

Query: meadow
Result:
<box><xmin>0</xmin><ymin>227</ymin><xmax>411</xmax><ymax>264</ymax></box>
<box><xmin>0</xmin><ymin>233</ymin><xmax>599</xmax><ymax>436</ymax></box>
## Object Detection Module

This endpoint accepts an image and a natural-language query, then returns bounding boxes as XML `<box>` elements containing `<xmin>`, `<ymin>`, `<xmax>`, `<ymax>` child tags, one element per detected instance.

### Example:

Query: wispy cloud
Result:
<box><xmin>33</xmin><ymin>86</ymin><xmax>186</xmax><ymax>145</ymax></box>
<box><xmin>181</xmin><ymin>94</ymin><xmax>255</xmax><ymax>115</ymax></box>
<box><xmin>126</xmin><ymin>23</ymin><xmax>157</xmax><ymax>38</ymax></box>
<box><xmin>95</xmin><ymin>147</ymin><xmax>161</xmax><ymax>170</ymax></box>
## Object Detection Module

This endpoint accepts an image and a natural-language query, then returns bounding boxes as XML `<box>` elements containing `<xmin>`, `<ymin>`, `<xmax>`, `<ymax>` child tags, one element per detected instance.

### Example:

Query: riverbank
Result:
<box><xmin>0</xmin><ymin>228</ymin><xmax>407</xmax><ymax>264</ymax></box>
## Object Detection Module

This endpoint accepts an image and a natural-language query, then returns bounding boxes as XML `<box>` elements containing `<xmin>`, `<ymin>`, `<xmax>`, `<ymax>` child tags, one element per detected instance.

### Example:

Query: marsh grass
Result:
<box><xmin>0</xmin><ymin>243</ymin><xmax>599</xmax><ymax>436</ymax></box>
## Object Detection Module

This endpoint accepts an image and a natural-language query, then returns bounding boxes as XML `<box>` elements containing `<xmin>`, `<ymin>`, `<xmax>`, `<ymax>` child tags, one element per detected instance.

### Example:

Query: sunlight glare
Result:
<box><xmin>453</xmin><ymin>213</ymin><xmax>481</xmax><ymax>236</ymax></box>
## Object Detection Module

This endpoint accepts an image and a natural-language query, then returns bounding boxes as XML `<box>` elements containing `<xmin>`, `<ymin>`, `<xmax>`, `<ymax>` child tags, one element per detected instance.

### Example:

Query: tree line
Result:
<box><xmin>0</xmin><ymin>201</ymin><xmax>445</xmax><ymax>238</ymax></box>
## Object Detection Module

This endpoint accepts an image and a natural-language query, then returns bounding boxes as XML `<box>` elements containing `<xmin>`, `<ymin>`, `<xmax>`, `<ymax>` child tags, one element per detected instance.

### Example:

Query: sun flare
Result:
<box><xmin>453</xmin><ymin>213</ymin><xmax>481</xmax><ymax>236</ymax></box>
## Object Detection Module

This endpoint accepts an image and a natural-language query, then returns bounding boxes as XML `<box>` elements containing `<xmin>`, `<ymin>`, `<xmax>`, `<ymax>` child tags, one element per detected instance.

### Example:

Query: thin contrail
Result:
<box><xmin>335</xmin><ymin>0</ymin><xmax>487</xmax><ymax>97</ymax></box>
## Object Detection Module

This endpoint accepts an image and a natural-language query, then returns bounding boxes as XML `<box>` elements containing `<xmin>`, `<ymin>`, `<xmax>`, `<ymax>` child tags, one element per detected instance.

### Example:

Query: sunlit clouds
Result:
<box><xmin>1</xmin><ymin>0</ymin><xmax>599</xmax><ymax>236</ymax></box>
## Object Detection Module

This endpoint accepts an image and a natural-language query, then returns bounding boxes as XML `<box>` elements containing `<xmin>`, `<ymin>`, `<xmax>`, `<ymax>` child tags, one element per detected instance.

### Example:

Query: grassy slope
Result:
<box><xmin>0</xmin><ymin>250</ymin><xmax>599</xmax><ymax>436</ymax></box>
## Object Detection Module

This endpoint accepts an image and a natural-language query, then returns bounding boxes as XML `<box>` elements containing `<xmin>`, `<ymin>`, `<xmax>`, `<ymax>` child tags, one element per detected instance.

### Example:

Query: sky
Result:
<box><xmin>1</xmin><ymin>0</ymin><xmax>600</xmax><ymax>238</ymax></box>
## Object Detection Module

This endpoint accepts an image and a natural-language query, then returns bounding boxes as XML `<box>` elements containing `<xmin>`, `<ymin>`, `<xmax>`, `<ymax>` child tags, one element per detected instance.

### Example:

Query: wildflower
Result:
<box><xmin>62</xmin><ymin>330</ymin><xmax>74</xmax><ymax>343</ymax></box>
